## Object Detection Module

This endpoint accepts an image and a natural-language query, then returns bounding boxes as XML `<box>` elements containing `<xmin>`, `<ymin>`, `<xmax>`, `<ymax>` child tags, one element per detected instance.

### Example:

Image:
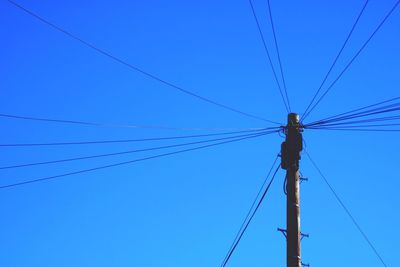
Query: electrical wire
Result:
<box><xmin>306</xmin><ymin>112</ymin><xmax>400</xmax><ymax>129</ymax></box>
<box><xmin>267</xmin><ymin>0</ymin><xmax>291</xmax><ymax>111</ymax></box>
<box><xmin>309</xmin><ymin>104</ymin><xmax>400</xmax><ymax>126</ymax></box>
<box><xmin>0</xmin><ymin>113</ymin><xmax>273</xmax><ymax>131</ymax></box>
<box><xmin>302</xmin><ymin>0</ymin><xmax>400</xmax><ymax>122</ymax></box>
<box><xmin>0</xmin><ymin>130</ymin><xmax>279</xmax><ymax>170</ymax></box>
<box><xmin>301</xmin><ymin>0</ymin><xmax>369</xmax><ymax>121</ymax></box>
<box><xmin>307</xmin><ymin>118</ymin><xmax>400</xmax><ymax>129</ymax></box>
<box><xmin>306</xmin><ymin>96</ymin><xmax>400</xmax><ymax>126</ymax></box>
<box><xmin>220</xmin><ymin>154</ymin><xmax>279</xmax><ymax>266</ymax></box>
<box><xmin>306</xmin><ymin>127</ymin><xmax>400</xmax><ymax>132</ymax></box>
<box><xmin>306</xmin><ymin>109</ymin><xmax>400</xmax><ymax>128</ymax></box>
<box><xmin>304</xmin><ymin>150</ymin><xmax>388</xmax><ymax>267</ymax></box>
<box><xmin>220</xmin><ymin>164</ymin><xmax>280</xmax><ymax>267</ymax></box>
<box><xmin>304</xmin><ymin>98</ymin><xmax>400</xmax><ymax>128</ymax></box>
<box><xmin>248</xmin><ymin>0</ymin><xmax>290</xmax><ymax>113</ymax></box>
<box><xmin>0</xmin><ymin>127</ymin><xmax>280</xmax><ymax>147</ymax></box>
<box><xmin>0</xmin><ymin>131</ymin><xmax>272</xmax><ymax>190</ymax></box>
<box><xmin>305</xmin><ymin>115</ymin><xmax>400</xmax><ymax>132</ymax></box>
<box><xmin>309</xmin><ymin>121</ymin><xmax>400</xmax><ymax>129</ymax></box>
<box><xmin>6</xmin><ymin>0</ymin><xmax>278</xmax><ymax>125</ymax></box>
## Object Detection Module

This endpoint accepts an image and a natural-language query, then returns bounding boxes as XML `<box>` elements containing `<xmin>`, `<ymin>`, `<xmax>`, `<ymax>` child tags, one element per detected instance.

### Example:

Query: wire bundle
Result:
<box><xmin>301</xmin><ymin>0</ymin><xmax>400</xmax><ymax>122</ymax></box>
<box><xmin>304</xmin><ymin>96</ymin><xmax>400</xmax><ymax>132</ymax></box>
<box><xmin>220</xmin><ymin>156</ymin><xmax>280</xmax><ymax>267</ymax></box>
<box><xmin>0</xmin><ymin>128</ymin><xmax>280</xmax><ymax>189</ymax></box>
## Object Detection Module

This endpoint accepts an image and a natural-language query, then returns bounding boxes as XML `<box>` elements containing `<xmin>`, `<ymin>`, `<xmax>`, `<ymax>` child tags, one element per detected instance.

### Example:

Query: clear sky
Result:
<box><xmin>1</xmin><ymin>0</ymin><xmax>399</xmax><ymax>266</ymax></box>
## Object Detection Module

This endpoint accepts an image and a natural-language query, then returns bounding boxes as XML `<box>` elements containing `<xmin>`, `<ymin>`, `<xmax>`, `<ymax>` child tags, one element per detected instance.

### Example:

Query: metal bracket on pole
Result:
<box><xmin>277</xmin><ymin>228</ymin><xmax>287</xmax><ymax>239</ymax></box>
<box><xmin>301</xmin><ymin>262</ymin><xmax>310</xmax><ymax>267</ymax></box>
<box><xmin>299</xmin><ymin>177</ymin><xmax>308</xmax><ymax>183</ymax></box>
<box><xmin>300</xmin><ymin>232</ymin><xmax>309</xmax><ymax>241</ymax></box>
<box><xmin>299</xmin><ymin>172</ymin><xmax>308</xmax><ymax>183</ymax></box>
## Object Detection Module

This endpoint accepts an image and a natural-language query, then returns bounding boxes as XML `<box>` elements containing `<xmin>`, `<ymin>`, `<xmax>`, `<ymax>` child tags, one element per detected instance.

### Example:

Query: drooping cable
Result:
<box><xmin>308</xmin><ymin>117</ymin><xmax>400</xmax><ymax>128</ymax></box>
<box><xmin>306</xmin><ymin>117</ymin><xmax>400</xmax><ymax>132</ymax></box>
<box><xmin>220</xmin><ymin>163</ymin><xmax>280</xmax><ymax>267</ymax></box>
<box><xmin>6</xmin><ymin>0</ymin><xmax>277</xmax><ymax>124</ymax></box>
<box><xmin>0</xmin><ymin>131</ymin><xmax>272</xmax><ymax>189</ymax></box>
<box><xmin>0</xmin><ymin>113</ymin><xmax>277</xmax><ymax>130</ymax></box>
<box><xmin>306</xmin><ymin>118</ymin><xmax>400</xmax><ymax>132</ymax></box>
<box><xmin>220</xmin><ymin>154</ymin><xmax>279</xmax><ymax>266</ymax></box>
<box><xmin>302</xmin><ymin>0</ymin><xmax>400</xmax><ymax>122</ymax></box>
<box><xmin>248</xmin><ymin>0</ymin><xmax>290</xmax><ymax>113</ymax></box>
<box><xmin>305</xmin><ymin>150</ymin><xmax>388</xmax><ymax>267</ymax></box>
<box><xmin>304</xmin><ymin>97</ymin><xmax>400</xmax><ymax>130</ymax></box>
<box><xmin>0</xmin><ymin>130</ymin><xmax>279</xmax><ymax>170</ymax></box>
<box><xmin>307</xmin><ymin>104</ymin><xmax>400</xmax><ymax>127</ymax></box>
<box><xmin>306</xmin><ymin>127</ymin><xmax>400</xmax><ymax>133</ymax></box>
<box><xmin>266</xmin><ymin>0</ymin><xmax>291</xmax><ymax>111</ymax></box>
<box><xmin>306</xmin><ymin>113</ymin><xmax>400</xmax><ymax>130</ymax></box>
<box><xmin>301</xmin><ymin>0</ymin><xmax>369</xmax><ymax>121</ymax></box>
<box><xmin>0</xmin><ymin>127</ymin><xmax>280</xmax><ymax>147</ymax></box>
<box><xmin>305</xmin><ymin>96</ymin><xmax>400</xmax><ymax>126</ymax></box>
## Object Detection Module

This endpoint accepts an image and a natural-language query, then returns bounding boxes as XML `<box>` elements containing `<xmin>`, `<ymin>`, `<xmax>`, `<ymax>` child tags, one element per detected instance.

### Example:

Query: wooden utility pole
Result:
<box><xmin>281</xmin><ymin>113</ymin><xmax>303</xmax><ymax>267</ymax></box>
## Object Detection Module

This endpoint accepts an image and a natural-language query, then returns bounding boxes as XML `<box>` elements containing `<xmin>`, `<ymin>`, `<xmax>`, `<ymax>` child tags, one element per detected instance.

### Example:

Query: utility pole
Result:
<box><xmin>281</xmin><ymin>113</ymin><xmax>303</xmax><ymax>267</ymax></box>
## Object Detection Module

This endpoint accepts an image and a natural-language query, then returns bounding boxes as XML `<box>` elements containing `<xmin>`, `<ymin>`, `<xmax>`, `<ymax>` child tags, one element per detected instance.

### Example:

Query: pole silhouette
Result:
<box><xmin>281</xmin><ymin>113</ymin><xmax>303</xmax><ymax>267</ymax></box>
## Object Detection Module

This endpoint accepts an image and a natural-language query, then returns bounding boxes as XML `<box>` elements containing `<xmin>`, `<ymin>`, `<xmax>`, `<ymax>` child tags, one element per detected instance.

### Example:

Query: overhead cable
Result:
<box><xmin>0</xmin><ymin>113</ymin><xmax>272</xmax><ymax>131</ymax></box>
<box><xmin>305</xmin><ymin>150</ymin><xmax>388</xmax><ymax>267</ymax></box>
<box><xmin>306</xmin><ymin>96</ymin><xmax>400</xmax><ymax>126</ymax></box>
<box><xmin>220</xmin><ymin>154</ymin><xmax>279</xmax><ymax>266</ymax></box>
<box><xmin>301</xmin><ymin>0</ymin><xmax>370</xmax><ymax>121</ymax></box>
<box><xmin>306</xmin><ymin>127</ymin><xmax>400</xmax><ymax>133</ymax></box>
<box><xmin>309</xmin><ymin>105</ymin><xmax>400</xmax><ymax>126</ymax></box>
<box><xmin>0</xmin><ymin>131</ymin><xmax>271</xmax><ymax>189</ymax></box>
<box><xmin>302</xmin><ymin>0</ymin><xmax>400</xmax><ymax>122</ymax></box>
<box><xmin>6</xmin><ymin>0</ymin><xmax>278</xmax><ymax>124</ymax></box>
<box><xmin>266</xmin><ymin>0</ymin><xmax>291</xmax><ymax>111</ymax></box>
<box><xmin>304</xmin><ymin>97</ymin><xmax>400</xmax><ymax>127</ymax></box>
<box><xmin>220</xmin><ymin>163</ymin><xmax>280</xmax><ymax>267</ymax></box>
<box><xmin>0</xmin><ymin>130</ymin><xmax>279</xmax><ymax>170</ymax></box>
<box><xmin>248</xmin><ymin>0</ymin><xmax>290</xmax><ymax>113</ymax></box>
<box><xmin>0</xmin><ymin>127</ymin><xmax>280</xmax><ymax>147</ymax></box>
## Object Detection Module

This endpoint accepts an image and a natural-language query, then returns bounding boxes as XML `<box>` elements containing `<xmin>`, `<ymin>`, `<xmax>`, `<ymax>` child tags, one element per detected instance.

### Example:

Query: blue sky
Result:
<box><xmin>1</xmin><ymin>0</ymin><xmax>399</xmax><ymax>266</ymax></box>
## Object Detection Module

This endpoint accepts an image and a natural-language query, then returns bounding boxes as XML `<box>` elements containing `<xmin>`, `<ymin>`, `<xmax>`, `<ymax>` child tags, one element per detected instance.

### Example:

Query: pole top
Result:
<box><xmin>287</xmin><ymin>113</ymin><xmax>300</xmax><ymax>125</ymax></box>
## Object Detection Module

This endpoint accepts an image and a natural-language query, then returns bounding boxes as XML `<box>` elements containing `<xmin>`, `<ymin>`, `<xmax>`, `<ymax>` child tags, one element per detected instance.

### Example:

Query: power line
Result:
<box><xmin>305</xmin><ymin>96</ymin><xmax>400</xmax><ymax>126</ymax></box>
<box><xmin>307</xmin><ymin>117</ymin><xmax>400</xmax><ymax>128</ymax></box>
<box><xmin>220</xmin><ymin>154</ymin><xmax>279</xmax><ymax>266</ymax></box>
<box><xmin>220</xmin><ymin>164</ymin><xmax>280</xmax><ymax>267</ymax></box>
<box><xmin>0</xmin><ymin>113</ymin><xmax>273</xmax><ymax>131</ymax></box>
<box><xmin>0</xmin><ymin>127</ymin><xmax>280</xmax><ymax>147</ymax></box>
<box><xmin>318</xmin><ymin>97</ymin><xmax>400</xmax><ymax>122</ymax></box>
<box><xmin>302</xmin><ymin>0</ymin><xmax>400</xmax><ymax>122</ymax></box>
<box><xmin>306</xmin><ymin>127</ymin><xmax>400</xmax><ymax>132</ymax></box>
<box><xmin>267</xmin><ymin>0</ymin><xmax>291</xmax><ymax>111</ymax></box>
<box><xmin>301</xmin><ymin>0</ymin><xmax>369</xmax><ymax>121</ymax></box>
<box><xmin>0</xmin><ymin>113</ymin><xmax>101</xmax><ymax>127</ymax></box>
<box><xmin>305</xmin><ymin>104</ymin><xmax>400</xmax><ymax>128</ymax></box>
<box><xmin>310</xmin><ymin>104</ymin><xmax>400</xmax><ymax>125</ymax></box>
<box><xmin>6</xmin><ymin>0</ymin><xmax>278</xmax><ymax>125</ymax></box>
<box><xmin>306</xmin><ymin>112</ymin><xmax>400</xmax><ymax>128</ymax></box>
<box><xmin>0</xmin><ymin>131</ymin><xmax>271</xmax><ymax>190</ymax></box>
<box><xmin>303</xmin><ymin>97</ymin><xmax>400</xmax><ymax>129</ymax></box>
<box><xmin>248</xmin><ymin>0</ymin><xmax>290</xmax><ymax>113</ymax></box>
<box><xmin>0</xmin><ymin>130</ymin><xmax>279</xmax><ymax>170</ymax></box>
<box><xmin>308</xmin><ymin>119</ymin><xmax>400</xmax><ymax>128</ymax></box>
<box><xmin>305</xmin><ymin>150</ymin><xmax>388</xmax><ymax>267</ymax></box>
